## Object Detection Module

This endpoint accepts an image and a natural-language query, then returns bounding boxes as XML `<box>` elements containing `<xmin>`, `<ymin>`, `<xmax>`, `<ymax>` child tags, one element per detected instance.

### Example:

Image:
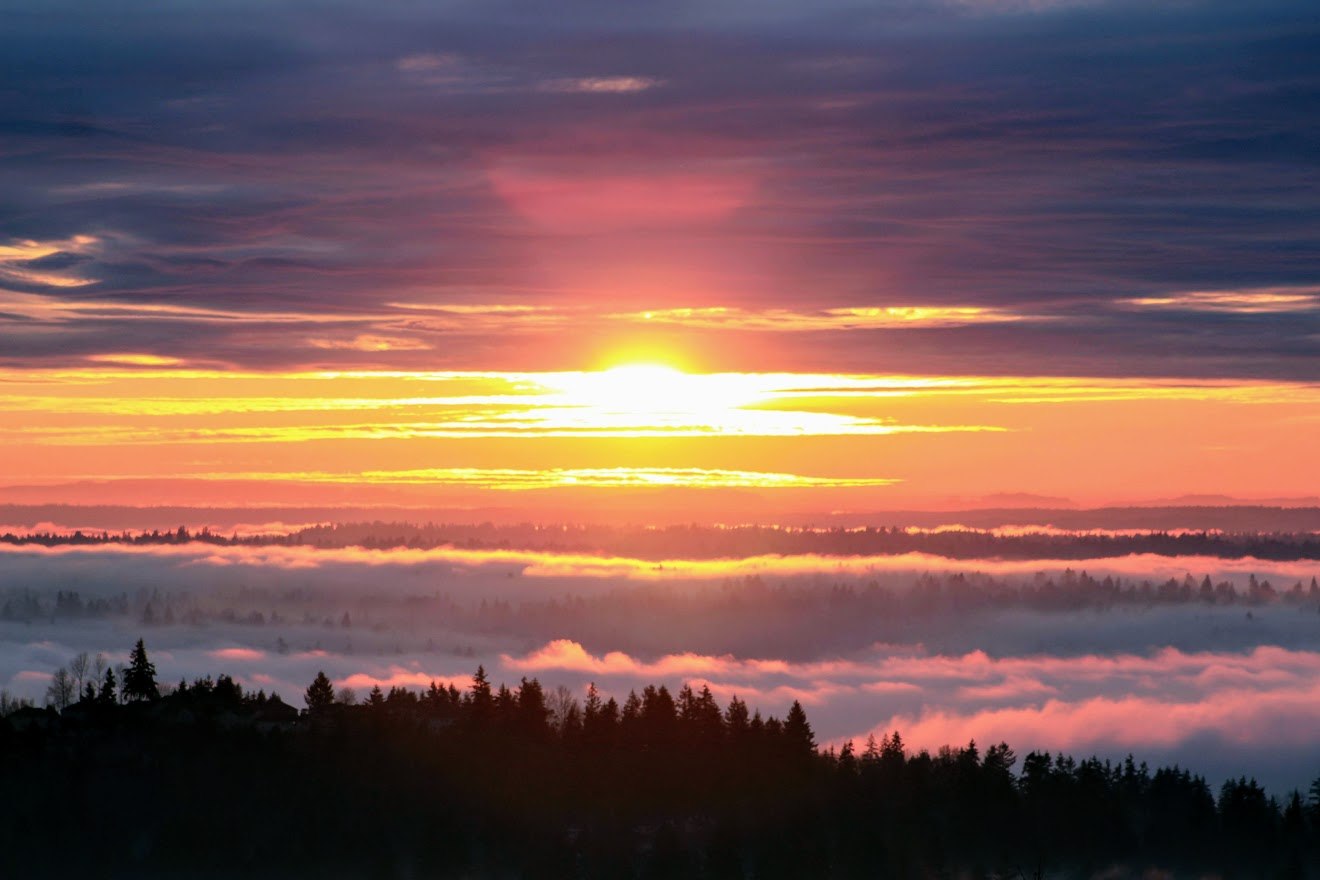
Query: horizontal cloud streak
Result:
<box><xmin>1</xmin><ymin>540</ymin><xmax>1318</xmax><ymax>585</ymax></box>
<box><xmin>1</xmin><ymin>366</ymin><xmax>1315</xmax><ymax>509</ymax></box>
<box><xmin>127</xmin><ymin>467</ymin><xmax>899</xmax><ymax>490</ymax></box>
<box><xmin>1119</xmin><ymin>286</ymin><xmax>1320</xmax><ymax>314</ymax></box>
<box><xmin>610</xmin><ymin>305</ymin><xmax>1033</xmax><ymax>330</ymax></box>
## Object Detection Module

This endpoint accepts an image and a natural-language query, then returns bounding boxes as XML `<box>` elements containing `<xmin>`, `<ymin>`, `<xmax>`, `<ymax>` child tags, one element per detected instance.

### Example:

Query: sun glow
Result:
<box><xmin>526</xmin><ymin>364</ymin><xmax>938</xmax><ymax>436</ymax></box>
<box><xmin>0</xmin><ymin>363</ymin><xmax>1315</xmax><ymax>510</ymax></box>
<box><xmin>545</xmin><ymin>364</ymin><xmax>764</xmax><ymax>420</ymax></box>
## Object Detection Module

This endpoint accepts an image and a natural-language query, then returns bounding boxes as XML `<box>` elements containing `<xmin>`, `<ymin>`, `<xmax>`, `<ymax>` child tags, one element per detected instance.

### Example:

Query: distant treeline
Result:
<box><xmin>3</xmin><ymin>641</ymin><xmax>1319</xmax><ymax>878</ymax></box>
<box><xmin>6</xmin><ymin>520</ymin><xmax>1320</xmax><ymax>561</ymax></box>
<box><xmin>7</xmin><ymin>569</ymin><xmax>1320</xmax><ymax>644</ymax></box>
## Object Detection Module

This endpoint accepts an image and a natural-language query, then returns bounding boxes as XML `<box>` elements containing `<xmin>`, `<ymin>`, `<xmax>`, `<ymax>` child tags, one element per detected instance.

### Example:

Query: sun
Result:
<box><xmin>559</xmin><ymin>364</ymin><xmax>691</xmax><ymax>411</ymax></box>
<box><xmin>540</xmin><ymin>363</ymin><xmax>772</xmax><ymax>431</ymax></box>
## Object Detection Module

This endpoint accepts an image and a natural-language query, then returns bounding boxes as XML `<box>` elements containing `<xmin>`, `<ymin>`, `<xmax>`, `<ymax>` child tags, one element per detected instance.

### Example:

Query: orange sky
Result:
<box><xmin>3</xmin><ymin>363</ymin><xmax>1316</xmax><ymax>518</ymax></box>
<box><xmin>4</xmin><ymin>0</ymin><xmax>1319</xmax><ymax>522</ymax></box>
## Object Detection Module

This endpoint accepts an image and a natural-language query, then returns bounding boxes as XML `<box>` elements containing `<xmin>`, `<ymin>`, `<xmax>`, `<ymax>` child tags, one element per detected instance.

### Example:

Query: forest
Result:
<box><xmin>4</xmin><ymin>640</ymin><xmax>1318</xmax><ymax>879</ymax></box>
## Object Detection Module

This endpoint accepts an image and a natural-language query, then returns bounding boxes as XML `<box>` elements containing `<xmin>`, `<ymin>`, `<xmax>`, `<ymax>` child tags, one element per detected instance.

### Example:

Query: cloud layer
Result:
<box><xmin>4</xmin><ymin>540</ymin><xmax>1320</xmax><ymax>790</ymax></box>
<box><xmin>1</xmin><ymin>0</ymin><xmax>1317</xmax><ymax>378</ymax></box>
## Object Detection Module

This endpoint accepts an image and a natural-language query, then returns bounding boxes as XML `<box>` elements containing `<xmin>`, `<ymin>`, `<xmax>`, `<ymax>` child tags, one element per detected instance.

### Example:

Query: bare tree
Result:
<box><xmin>45</xmin><ymin>667</ymin><xmax>76</xmax><ymax>711</ymax></box>
<box><xmin>0</xmin><ymin>690</ymin><xmax>33</xmax><ymax>716</ymax></box>
<box><xmin>548</xmin><ymin>684</ymin><xmax>579</xmax><ymax>732</ymax></box>
<box><xmin>335</xmin><ymin>687</ymin><xmax>358</xmax><ymax>706</ymax></box>
<box><xmin>113</xmin><ymin>663</ymin><xmax>128</xmax><ymax>704</ymax></box>
<box><xmin>69</xmin><ymin>652</ymin><xmax>91</xmax><ymax>694</ymax></box>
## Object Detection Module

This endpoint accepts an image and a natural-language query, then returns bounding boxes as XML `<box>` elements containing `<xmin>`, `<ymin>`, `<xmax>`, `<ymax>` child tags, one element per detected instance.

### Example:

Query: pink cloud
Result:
<box><xmin>957</xmin><ymin>675</ymin><xmax>1059</xmax><ymax>702</ymax></box>
<box><xmin>504</xmin><ymin>639</ymin><xmax>738</xmax><ymax>678</ymax></box>
<box><xmin>682</xmin><ymin>678</ymin><xmax>859</xmax><ymax>708</ymax></box>
<box><xmin>13</xmin><ymin>669</ymin><xmax>52</xmax><ymax>683</ymax></box>
<box><xmin>852</xmin><ymin>682</ymin><xmax>1320</xmax><ymax>754</ymax></box>
<box><xmin>502</xmin><ymin>640</ymin><xmax>1320</xmax><ymax>755</ymax></box>
<box><xmin>859</xmin><ymin>681</ymin><xmax>925</xmax><ymax>696</ymax></box>
<box><xmin>487</xmin><ymin>161</ymin><xmax>757</xmax><ymax>232</ymax></box>
<box><xmin>337</xmin><ymin>667</ymin><xmax>463</xmax><ymax>692</ymax></box>
<box><xmin>208</xmin><ymin>647</ymin><xmax>265</xmax><ymax>662</ymax></box>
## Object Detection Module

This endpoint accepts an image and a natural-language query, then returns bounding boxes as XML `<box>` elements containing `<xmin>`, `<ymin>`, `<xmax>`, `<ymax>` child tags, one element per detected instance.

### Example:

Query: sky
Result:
<box><xmin>2</xmin><ymin>0</ymin><xmax>1319</xmax><ymax>511</ymax></box>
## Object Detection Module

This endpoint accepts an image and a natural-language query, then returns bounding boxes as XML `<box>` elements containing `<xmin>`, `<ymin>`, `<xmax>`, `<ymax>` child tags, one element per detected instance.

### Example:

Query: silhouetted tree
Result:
<box><xmin>784</xmin><ymin>700</ymin><xmax>815</xmax><ymax>756</ymax></box>
<box><xmin>467</xmin><ymin>664</ymin><xmax>493</xmax><ymax>724</ymax></box>
<box><xmin>68</xmin><ymin>651</ymin><xmax>91</xmax><ymax>695</ymax></box>
<box><xmin>0</xmin><ymin>689</ymin><xmax>33</xmax><ymax>715</ymax></box>
<box><xmin>725</xmin><ymin>694</ymin><xmax>750</xmax><ymax>742</ymax></box>
<box><xmin>305</xmin><ymin>671</ymin><xmax>335</xmax><ymax>715</ymax></box>
<box><xmin>6</xmin><ymin>639</ymin><xmax>1320</xmax><ymax>878</ymax></box>
<box><xmin>515</xmin><ymin>677</ymin><xmax>551</xmax><ymax>739</ymax></box>
<box><xmin>98</xmin><ymin>666</ymin><xmax>117</xmax><ymax>704</ymax></box>
<box><xmin>45</xmin><ymin>666</ymin><xmax>75</xmax><ymax>710</ymax></box>
<box><xmin>122</xmin><ymin>638</ymin><xmax>160</xmax><ymax>702</ymax></box>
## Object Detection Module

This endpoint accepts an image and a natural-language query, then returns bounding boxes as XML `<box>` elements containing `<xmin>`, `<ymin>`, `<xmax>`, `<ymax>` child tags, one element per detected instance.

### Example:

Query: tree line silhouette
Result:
<box><xmin>3</xmin><ymin>640</ymin><xmax>1319</xmax><ymax>877</ymax></box>
<box><xmin>6</xmin><ymin>520</ymin><xmax>1320</xmax><ymax>561</ymax></box>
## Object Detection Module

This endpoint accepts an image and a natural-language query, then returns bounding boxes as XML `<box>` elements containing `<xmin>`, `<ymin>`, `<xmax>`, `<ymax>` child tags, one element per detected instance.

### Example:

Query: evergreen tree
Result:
<box><xmin>725</xmin><ymin>695</ymin><xmax>750</xmax><ymax>741</ymax></box>
<box><xmin>98</xmin><ymin>666</ymin><xmax>117</xmax><ymax>704</ymax></box>
<box><xmin>583</xmin><ymin>681</ymin><xmax>602</xmax><ymax>721</ymax></box>
<box><xmin>784</xmin><ymin>700</ymin><xmax>815</xmax><ymax>756</ymax></box>
<box><xmin>515</xmin><ymin>676</ymin><xmax>550</xmax><ymax>738</ymax></box>
<box><xmin>467</xmin><ymin>664</ymin><xmax>493</xmax><ymax>723</ymax></box>
<box><xmin>305</xmin><ymin>671</ymin><xmax>335</xmax><ymax>714</ymax></box>
<box><xmin>121</xmin><ymin>638</ymin><xmax>160</xmax><ymax>702</ymax></box>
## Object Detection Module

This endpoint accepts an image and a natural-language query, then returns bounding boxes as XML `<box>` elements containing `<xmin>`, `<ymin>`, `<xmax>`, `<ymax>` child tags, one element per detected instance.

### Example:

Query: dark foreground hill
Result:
<box><xmin>3</xmin><ymin>649</ymin><xmax>1319</xmax><ymax>878</ymax></box>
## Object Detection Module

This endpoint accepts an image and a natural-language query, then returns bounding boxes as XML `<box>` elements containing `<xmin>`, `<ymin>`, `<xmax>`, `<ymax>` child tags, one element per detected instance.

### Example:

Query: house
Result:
<box><xmin>254</xmin><ymin>696</ymin><xmax>300</xmax><ymax>732</ymax></box>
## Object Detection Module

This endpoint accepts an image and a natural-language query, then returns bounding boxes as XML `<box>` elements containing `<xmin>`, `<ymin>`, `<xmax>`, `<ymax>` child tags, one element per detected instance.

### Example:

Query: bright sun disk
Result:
<box><xmin>545</xmin><ymin>364</ymin><xmax>767</xmax><ymax>422</ymax></box>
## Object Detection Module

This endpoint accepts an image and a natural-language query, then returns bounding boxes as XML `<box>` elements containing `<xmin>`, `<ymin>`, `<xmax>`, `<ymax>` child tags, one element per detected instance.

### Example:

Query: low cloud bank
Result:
<box><xmin>1</xmin><ymin>540</ymin><xmax>1317</xmax><ymax>587</ymax></box>
<box><xmin>4</xmin><ymin>544</ymin><xmax>1320</xmax><ymax>791</ymax></box>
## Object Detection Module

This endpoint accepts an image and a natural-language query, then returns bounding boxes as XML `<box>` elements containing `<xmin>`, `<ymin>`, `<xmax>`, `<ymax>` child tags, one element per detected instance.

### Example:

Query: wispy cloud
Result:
<box><xmin>0</xmin><ymin>235</ymin><xmax>99</xmax><ymax>290</ymax></box>
<box><xmin>67</xmin><ymin>467</ymin><xmax>900</xmax><ymax>491</ymax></box>
<box><xmin>394</xmin><ymin>52</ymin><xmax>512</xmax><ymax>91</ymax></box>
<box><xmin>85</xmin><ymin>353</ymin><xmax>187</xmax><ymax>367</ymax></box>
<box><xmin>538</xmin><ymin>76</ymin><xmax>662</xmax><ymax>94</ymax></box>
<box><xmin>0</xmin><ymin>367</ymin><xmax>1011</xmax><ymax>444</ymax></box>
<box><xmin>612</xmin><ymin>305</ymin><xmax>1031</xmax><ymax>330</ymax></box>
<box><xmin>1119</xmin><ymin>287</ymin><xmax>1320</xmax><ymax>314</ymax></box>
<box><xmin>308</xmin><ymin>335</ymin><xmax>432</xmax><ymax>352</ymax></box>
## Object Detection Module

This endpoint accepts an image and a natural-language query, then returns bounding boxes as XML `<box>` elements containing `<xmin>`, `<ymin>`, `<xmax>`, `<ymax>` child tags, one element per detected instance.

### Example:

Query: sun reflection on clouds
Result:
<box><xmin>1119</xmin><ymin>287</ymin><xmax>1320</xmax><ymax>314</ymax></box>
<box><xmin>68</xmin><ymin>467</ymin><xmax>899</xmax><ymax>491</ymax></box>
<box><xmin>612</xmin><ymin>304</ymin><xmax>1029</xmax><ymax>330</ymax></box>
<box><xmin>0</xmin><ymin>364</ymin><xmax>1007</xmax><ymax>443</ymax></box>
<box><xmin>0</xmin><ymin>363</ymin><xmax>1314</xmax><ymax>506</ymax></box>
